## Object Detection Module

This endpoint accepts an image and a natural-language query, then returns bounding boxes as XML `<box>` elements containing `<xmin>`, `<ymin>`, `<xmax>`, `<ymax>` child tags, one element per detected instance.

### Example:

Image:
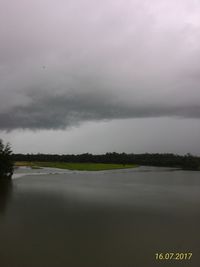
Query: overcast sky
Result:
<box><xmin>1</xmin><ymin>0</ymin><xmax>200</xmax><ymax>154</ymax></box>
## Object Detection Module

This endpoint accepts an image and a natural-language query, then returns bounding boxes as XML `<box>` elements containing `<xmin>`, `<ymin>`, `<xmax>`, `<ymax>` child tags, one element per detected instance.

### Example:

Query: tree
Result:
<box><xmin>0</xmin><ymin>140</ymin><xmax>14</xmax><ymax>179</ymax></box>
<box><xmin>182</xmin><ymin>154</ymin><xmax>200</xmax><ymax>170</ymax></box>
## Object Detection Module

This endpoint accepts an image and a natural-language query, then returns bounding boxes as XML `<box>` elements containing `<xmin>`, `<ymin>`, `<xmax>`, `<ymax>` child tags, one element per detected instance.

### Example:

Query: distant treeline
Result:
<box><xmin>13</xmin><ymin>152</ymin><xmax>200</xmax><ymax>170</ymax></box>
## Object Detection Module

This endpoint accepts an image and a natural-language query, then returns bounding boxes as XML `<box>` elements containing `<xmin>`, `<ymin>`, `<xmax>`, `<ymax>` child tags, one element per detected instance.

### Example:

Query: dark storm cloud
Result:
<box><xmin>1</xmin><ymin>91</ymin><xmax>200</xmax><ymax>130</ymax></box>
<box><xmin>1</xmin><ymin>0</ymin><xmax>200</xmax><ymax>130</ymax></box>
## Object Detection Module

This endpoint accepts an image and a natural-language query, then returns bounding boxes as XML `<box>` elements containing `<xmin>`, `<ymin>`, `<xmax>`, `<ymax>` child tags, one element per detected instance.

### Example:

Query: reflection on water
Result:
<box><xmin>0</xmin><ymin>167</ymin><xmax>200</xmax><ymax>267</ymax></box>
<box><xmin>0</xmin><ymin>180</ymin><xmax>13</xmax><ymax>214</ymax></box>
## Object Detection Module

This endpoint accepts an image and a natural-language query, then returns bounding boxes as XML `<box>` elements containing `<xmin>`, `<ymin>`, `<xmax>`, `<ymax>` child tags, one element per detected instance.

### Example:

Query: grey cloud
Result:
<box><xmin>1</xmin><ymin>0</ymin><xmax>200</xmax><ymax>130</ymax></box>
<box><xmin>1</xmin><ymin>91</ymin><xmax>200</xmax><ymax>130</ymax></box>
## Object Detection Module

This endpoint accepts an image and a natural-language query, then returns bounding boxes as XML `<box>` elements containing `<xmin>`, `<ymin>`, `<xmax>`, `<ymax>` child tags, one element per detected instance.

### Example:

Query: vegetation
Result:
<box><xmin>182</xmin><ymin>154</ymin><xmax>200</xmax><ymax>170</ymax></box>
<box><xmin>13</xmin><ymin>152</ymin><xmax>200</xmax><ymax>170</ymax></box>
<box><xmin>15</xmin><ymin>161</ymin><xmax>136</xmax><ymax>171</ymax></box>
<box><xmin>0</xmin><ymin>140</ymin><xmax>14</xmax><ymax>179</ymax></box>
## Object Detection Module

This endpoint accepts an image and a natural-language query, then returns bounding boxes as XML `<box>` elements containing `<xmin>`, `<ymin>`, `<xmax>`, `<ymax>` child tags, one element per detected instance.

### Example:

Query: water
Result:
<box><xmin>0</xmin><ymin>166</ymin><xmax>200</xmax><ymax>267</ymax></box>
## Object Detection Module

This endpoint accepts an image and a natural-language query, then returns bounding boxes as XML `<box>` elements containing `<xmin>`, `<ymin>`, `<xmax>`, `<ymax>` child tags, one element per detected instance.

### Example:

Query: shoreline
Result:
<box><xmin>14</xmin><ymin>161</ymin><xmax>137</xmax><ymax>171</ymax></box>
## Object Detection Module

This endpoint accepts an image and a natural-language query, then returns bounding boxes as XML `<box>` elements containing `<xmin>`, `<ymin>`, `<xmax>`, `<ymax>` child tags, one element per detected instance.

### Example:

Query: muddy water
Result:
<box><xmin>0</xmin><ymin>167</ymin><xmax>200</xmax><ymax>267</ymax></box>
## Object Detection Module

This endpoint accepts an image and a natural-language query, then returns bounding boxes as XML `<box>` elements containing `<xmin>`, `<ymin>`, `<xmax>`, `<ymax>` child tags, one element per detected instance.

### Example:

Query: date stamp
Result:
<box><xmin>155</xmin><ymin>252</ymin><xmax>192</xmax><ymax>260</ymax></box>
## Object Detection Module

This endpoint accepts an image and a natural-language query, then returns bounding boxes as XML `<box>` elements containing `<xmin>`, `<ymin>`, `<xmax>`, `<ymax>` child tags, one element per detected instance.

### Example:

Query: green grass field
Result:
<box><xmin>15</xmin><ymin>161</ymin><xmax>137</xmax><ymax>171</ymax></box>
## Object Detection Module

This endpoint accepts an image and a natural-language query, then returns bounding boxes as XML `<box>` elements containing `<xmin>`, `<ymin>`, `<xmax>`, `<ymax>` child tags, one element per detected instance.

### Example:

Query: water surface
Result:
<box><xmin>0</xmin><ymin>167</ymin><xmax>200</xmax><ymax>267</ymax></box>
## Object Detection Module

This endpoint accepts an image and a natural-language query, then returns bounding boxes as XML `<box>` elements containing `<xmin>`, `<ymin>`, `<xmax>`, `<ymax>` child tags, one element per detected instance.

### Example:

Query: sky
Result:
<box><xmin>1</xmin><ymin>0</ymin><xmax>200</xmax><ymax>155</ymax></box>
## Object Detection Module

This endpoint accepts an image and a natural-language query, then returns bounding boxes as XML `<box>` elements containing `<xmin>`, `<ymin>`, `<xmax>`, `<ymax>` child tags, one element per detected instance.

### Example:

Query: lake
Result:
<box><xmin>0</xmin><ymin>166</ymin><xmax>200</xmax><ymax>267</ymax></box>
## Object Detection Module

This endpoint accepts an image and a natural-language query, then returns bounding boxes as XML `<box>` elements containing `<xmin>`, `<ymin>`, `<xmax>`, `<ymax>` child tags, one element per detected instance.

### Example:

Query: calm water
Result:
<box><xmin>0</xmin><ymin>166</ymin><xmax>200</xmax><ymax>267</ymax></box>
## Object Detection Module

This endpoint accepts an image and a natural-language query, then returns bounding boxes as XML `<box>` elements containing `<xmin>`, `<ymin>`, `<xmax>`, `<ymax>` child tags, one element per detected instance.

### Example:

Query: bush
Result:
<box><xmin>0</xmin><ymin>140</ymin><xmax>14</xmax><ymax>179</ymax></box>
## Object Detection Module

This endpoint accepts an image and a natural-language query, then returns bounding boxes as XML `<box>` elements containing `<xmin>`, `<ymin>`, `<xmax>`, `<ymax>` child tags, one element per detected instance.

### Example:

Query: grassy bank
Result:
<box><xmin>15</xmin><ymin>161</ymin><xmax>137</xmax><ymax>171</ymax></box>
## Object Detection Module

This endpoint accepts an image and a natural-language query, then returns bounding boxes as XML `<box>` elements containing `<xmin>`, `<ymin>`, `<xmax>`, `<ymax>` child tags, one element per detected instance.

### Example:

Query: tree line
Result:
<box><xmin>1</xmin><ymin>136</ymin><xmax>200</xmax><ymax>180</ymax></box>
<box><xmin>13</xmin><ymin>152</ymin><xmax>200</xmax><ymax>170</ymax></box>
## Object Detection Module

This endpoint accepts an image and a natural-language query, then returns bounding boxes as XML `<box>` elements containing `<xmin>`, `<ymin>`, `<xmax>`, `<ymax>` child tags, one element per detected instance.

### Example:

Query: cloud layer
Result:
<box><xmin>1</xmin><ymin>0</ymin><xmax>200</xmax><ymax>130</ymax></box>
<box><xmin>1</xmin><ymin>90</ymin><xmax>200</xmax><ymax>130</ymax></box>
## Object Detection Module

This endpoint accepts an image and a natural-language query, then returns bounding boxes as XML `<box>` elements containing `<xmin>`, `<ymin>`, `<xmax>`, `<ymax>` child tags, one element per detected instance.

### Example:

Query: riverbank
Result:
<box><xmin>14</xmin><ymin>161</ymin><xmax>137</xmax><ymax>171</ymax></box>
